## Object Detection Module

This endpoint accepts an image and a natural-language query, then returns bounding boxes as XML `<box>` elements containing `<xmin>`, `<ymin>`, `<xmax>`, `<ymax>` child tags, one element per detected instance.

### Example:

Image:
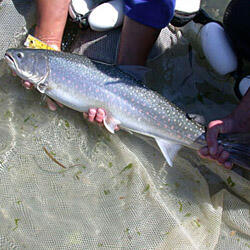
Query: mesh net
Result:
<box><xmin>0</xmin><ymin>0</ymin><xmax>249</xmax><ymax>249</ymax></box>
<box><xmin>0</xmin><ymin>0</ymin><xmax>35</xmax><ymax>58</ymax></box>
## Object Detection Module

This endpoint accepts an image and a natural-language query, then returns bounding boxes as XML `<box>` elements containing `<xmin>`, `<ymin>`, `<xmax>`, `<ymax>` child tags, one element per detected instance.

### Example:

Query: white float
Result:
<box><xmin>175</xmin><ymin>0</ymin><xmax>201</xmax><ymax>14</ymax></box>
<box><xmin>88</xmin><ymin>0</ymin><xmax>124</xmax><ymax>31</ymax></box>
<box><xmin>200</xmin><ymin>22</ymin><xmax>238</xmax><ymax>75</ymax></box>
<box><xmin>69</xmin><ymin>0</ymin><xmax>94</xmax><ymax>19</ymax></box>
<box><xmin>238</xmin><ymin>76</ymin><xmax>250</xmax><ymax>96</ymax></box>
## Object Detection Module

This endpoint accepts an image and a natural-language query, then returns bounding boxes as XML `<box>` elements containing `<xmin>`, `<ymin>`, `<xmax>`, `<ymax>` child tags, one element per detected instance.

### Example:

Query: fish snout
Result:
<box><xmin>4</xmin><ymin>51</ymin><xmax>16</xmax><ymax>71</ymax></box>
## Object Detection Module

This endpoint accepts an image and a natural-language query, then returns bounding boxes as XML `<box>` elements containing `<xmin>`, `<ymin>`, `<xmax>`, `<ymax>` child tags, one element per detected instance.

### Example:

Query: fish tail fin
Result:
<box><xmin>219</xmin><ymin>133</ymin><xmax>250</xmax><ymax>170</ymax></box>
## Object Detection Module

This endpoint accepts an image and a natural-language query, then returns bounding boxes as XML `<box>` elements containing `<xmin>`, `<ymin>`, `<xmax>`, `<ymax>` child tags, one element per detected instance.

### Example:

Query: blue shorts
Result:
<box><xmin>124</xmin><ymin>0</ymin><xmax>176</xmax><ymax>29</ymax></box>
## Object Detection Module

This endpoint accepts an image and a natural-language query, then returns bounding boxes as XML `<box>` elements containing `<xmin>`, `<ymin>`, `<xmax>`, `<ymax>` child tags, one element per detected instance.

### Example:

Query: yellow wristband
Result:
<box><xmin>24</xmin><ymin>34</ymin><xmax>57</xmax><ymax>50</ymax></box>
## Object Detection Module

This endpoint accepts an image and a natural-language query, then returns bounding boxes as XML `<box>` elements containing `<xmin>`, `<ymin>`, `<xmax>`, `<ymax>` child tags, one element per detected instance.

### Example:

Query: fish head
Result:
<box><xmin>4</xmin><ymin>48</ymin><xmax>49</xmax><ymax>85</ymax></box>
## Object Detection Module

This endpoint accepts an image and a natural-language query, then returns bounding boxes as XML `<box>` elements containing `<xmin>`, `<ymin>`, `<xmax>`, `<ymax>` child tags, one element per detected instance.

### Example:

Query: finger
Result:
<box><xmin>206</xmin><ymin>120</ymin><xmax>224</xmax><ymax>156</ymax></box>
<box><xmin>218</xmin><ymin>151</ymin><xmax>230</xmax><ymax>164</ymax></box>
<box><xmin>22</xmin><ymin>81</ymin><xmax>33</xmax><ymax>90</ymax></box>
<box><xmin>95</xmin><ymin>108</ymin><xmax>106</xmax><ymax>123</ymax></box>
<box><xmin>212</xmin><ymin>145</ymin><xmax>224</xmax><ymax>160</ymax></box>
<box><xmin>198</xmin><ymin>153</ymin><xmax>215</xmax><ymax>162</ymax></box>
<box><xmin>224</xmin><ymin>161</ymin><xmax>233</xmax><ymax>169</ymax></box>
<box><xmin>88</xmin><ymin>108</ymin><xmax>97</xmax><ymax>122</ymax></box>
<box><xmin>46</xmin><ymin>98</ymin><xmax>57</xmax><ymax>111</ymax></box>
<box><xmin>198</xmin><ymin>147</ymin><xmax>209</xmax><ymax>157</ymax></box>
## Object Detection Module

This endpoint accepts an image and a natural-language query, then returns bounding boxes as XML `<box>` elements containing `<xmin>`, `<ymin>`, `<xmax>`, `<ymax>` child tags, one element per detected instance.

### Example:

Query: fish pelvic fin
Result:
<box><xmin>103</xmin><ymin>116</ymin><xmax>121</xmax><ymax>134</ymax></box>
<box><xmin>156</xmin><ymin>138</ymin><xmax>182</xmax><ymax>167</ymax></box>
<box><xmin>219</xmin><ymin>133</ymin><xmax>250</xmax><ymax>171</ymax></box>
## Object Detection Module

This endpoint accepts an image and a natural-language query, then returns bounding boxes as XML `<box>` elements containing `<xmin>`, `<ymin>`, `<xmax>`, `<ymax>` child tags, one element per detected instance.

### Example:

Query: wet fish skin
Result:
<box><xmin>4</xmin><ymin>48</ymin><xmax>250</xmax><ymax>170</ymax></box>
<box><xmin>5</xmin><ymin>48</ymin><xmax>204</xmax><ymax>145</ymax></box>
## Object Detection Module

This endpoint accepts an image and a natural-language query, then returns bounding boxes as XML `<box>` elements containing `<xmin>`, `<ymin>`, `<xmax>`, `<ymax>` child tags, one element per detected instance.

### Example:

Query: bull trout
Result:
<box><xmin>4</xmin><ymin>48</ymin><xmax>250</xmax><ymax>170</ymax></box>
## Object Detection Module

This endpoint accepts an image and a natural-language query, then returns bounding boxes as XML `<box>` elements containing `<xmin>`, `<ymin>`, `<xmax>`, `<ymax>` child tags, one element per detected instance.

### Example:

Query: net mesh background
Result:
<box><xmin>0</xmin><ymin>0</ymin><xmax>249</xmax><ymax>249</ymax></box>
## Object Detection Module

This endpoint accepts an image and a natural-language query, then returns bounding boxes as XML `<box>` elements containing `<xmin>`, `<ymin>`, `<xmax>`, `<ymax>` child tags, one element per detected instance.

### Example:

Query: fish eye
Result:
<box><xmin>17</xmin><ymin>52</ymin><xmax>24</xmax><ymax>59</ymax></box>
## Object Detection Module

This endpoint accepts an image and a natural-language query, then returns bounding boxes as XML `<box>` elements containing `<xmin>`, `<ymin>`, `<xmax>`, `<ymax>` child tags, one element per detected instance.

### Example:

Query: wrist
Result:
<box><xmin>34</xmin><ymin>26</ymin><xmax>61</xmax><ymax>50</ymax></box>
<box><xmin>226</xmin><ymin>109</ymin><xmax>250</xmax><ymax>133</ymax></box>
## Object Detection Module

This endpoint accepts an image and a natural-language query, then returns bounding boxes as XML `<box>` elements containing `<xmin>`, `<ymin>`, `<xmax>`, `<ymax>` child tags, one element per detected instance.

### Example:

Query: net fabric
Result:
<box><xmin>0</xmin><ymin>0</ymin><xmax>249</xmax><ymax>249</ymax></box>
<box><xmin>0</xmin><ymin>0</ymin><xmax>35</xmax><ymax>59</ymax></box>
<box><xmin>71</xmin><ymin>24</ymin><xmax>179</xmax><ymax>64</ymax></box>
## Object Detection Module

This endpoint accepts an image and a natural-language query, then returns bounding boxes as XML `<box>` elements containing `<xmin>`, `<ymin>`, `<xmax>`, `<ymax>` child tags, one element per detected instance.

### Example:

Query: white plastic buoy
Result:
<box><xmin>88</xmin><ymin>0</ymin><xmax>124</xmax><ymax>32</ymax></box>
<box><xmin>200</xmin><ymin>22</ymin><xmax>238</xmax><ymax>75</ymax></box>
<box><xmin>175</xmin><ymin>0</ymin><xmax>201</xmax><ymax>14</ymax></box>
<box><xmin>69</xmin><ymin>0</ymin><xmax>94</xmax><ymax>19</ymax></box>
<box><xmin>238</xmin><ymin>76</ymin><xmax>250</xmax><ymax>96</ymax></box>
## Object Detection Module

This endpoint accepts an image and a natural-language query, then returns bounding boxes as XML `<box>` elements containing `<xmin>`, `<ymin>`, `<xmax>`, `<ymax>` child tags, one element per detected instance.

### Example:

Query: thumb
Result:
<box><xmin>206</xmin><ymin>120</ymin><xmax>225</xmax><ymax>156</ymax></box>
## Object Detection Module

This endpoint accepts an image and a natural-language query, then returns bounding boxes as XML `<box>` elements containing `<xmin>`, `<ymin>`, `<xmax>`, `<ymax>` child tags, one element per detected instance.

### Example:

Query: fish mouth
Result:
<box><xmin>4</xmin><ymin>52</ymin><xmax>17</xmax><ymax>70</ymax></box>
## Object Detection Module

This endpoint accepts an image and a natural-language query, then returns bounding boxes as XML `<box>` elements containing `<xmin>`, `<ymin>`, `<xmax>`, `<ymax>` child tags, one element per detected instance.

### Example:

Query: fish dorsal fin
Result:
<box><xmin>186</xmin><ymin>113</ymin><xmax>206</xmax><ymax>126</ymax></box>
<box><xmin>103</xmin><ymin>116</ymin><xmax>121</xmax><ymax>134</ymax></box>
<box><xmin>155</xmin><ymin>138</ymin><xmax>182</xmax><ymax>167</ymax></box>
<box><xmin>117</xmin><ymin>65</ymin><xmax>151</xmax><ymax>82</ymax></box>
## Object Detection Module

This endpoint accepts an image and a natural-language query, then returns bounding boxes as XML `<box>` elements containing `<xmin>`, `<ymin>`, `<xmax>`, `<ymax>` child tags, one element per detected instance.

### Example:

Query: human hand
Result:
<box><xmin>199</xmin><ymin>118</ymin><xmax>234</xmax><ymax>169</ymax></box>
<box><xmin>84</xmin><ymin>108</ymin><xmax>106</xmax><ymax>123</ymax></box>
<box><xmin>199</xmin><ymin>90</ymin><xmax>250</xmax><ymax>169</ymax></box>
<box><xmin>199</xmin><ymin>88</ymin><xmax>250</xmax><ymax>169</ymax></box>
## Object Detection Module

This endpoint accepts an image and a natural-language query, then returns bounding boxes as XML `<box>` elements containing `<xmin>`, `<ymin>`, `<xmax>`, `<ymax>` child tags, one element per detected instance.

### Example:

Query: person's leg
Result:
<box><xmin>223</xmin><ymin>0</ymin><xmax>250</xmax><ymax>61</ymax></box>
<box><xmin>117</xmin><ymin>0</ymin><xmax>175</xmax><ymax>65</ymax></box>
<box><xmin>117</xmin><ymin>16</ymin><xmax>160</xmax><ymax>66</ymax></box>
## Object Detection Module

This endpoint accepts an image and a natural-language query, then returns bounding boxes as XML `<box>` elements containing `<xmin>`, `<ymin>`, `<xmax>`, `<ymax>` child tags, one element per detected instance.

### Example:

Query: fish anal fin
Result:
<box><xmin>156</xmin><ymin>138</ymin><xmax>182</xmax><ymax>167</ymax></box>
<box><xmin>103</xmin><ymin>116</ymin><xmax>121</xmax><ymax>134</ymax></box>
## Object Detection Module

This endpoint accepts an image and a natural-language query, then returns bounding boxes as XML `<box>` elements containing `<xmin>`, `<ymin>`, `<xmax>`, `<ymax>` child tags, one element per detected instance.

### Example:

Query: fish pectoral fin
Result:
<box><xmin>155</xmin><ymin>138</ymin><xmax>182</xmax><ymax>167</ymax></box>
<box><xmin>103</xmin><ymin>116</ymin><xmax>121</xmax><ymax>134</ymax></box>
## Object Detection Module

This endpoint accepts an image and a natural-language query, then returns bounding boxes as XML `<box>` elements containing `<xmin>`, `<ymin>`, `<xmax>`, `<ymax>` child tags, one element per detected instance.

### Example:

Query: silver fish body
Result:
<box><xmin>44</xmin><ymin>50</ymin><xmax>205</xmax><ymax>148</ymax></box>
<box><xmin>4</xmin><ymin>49</ymin><xmax>250</xmax><ymax>169</ymax></box>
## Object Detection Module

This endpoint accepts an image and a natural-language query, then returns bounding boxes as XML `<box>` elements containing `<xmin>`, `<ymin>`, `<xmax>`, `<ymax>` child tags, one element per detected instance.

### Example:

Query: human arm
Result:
<box><xmin>34</xmin><ymin>0</ymin><xmax>70</xmax><ymax>49</ymax></box>
<box><xmin>23</xmin><ymin>0</ymin><xmax>70</xmax><ymax>110</ymax></box>
<box><xmin>117</xmin><ymin>0</ymin><xmax>175</xmax><ymax>66</ymax></box>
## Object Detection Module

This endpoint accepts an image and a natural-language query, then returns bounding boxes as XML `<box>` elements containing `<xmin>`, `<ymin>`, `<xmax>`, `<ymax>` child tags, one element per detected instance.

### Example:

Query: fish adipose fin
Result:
<box><xmin>103</xmin><ymin>116</ymin><xmax>121</xmax><ymax>134</ymax></box>
<box><xmin>156</xmin><ymin>138</ymin><xmax>182</xmax><ymax>167</ymax></box>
